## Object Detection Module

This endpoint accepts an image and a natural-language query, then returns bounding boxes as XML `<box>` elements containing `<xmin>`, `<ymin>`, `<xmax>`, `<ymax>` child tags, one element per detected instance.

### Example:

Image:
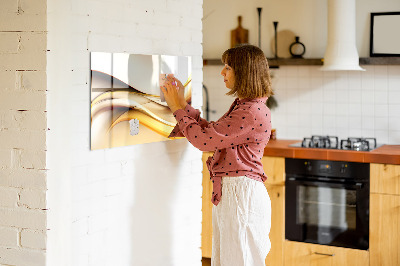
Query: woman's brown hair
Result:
<box><xmin>221</xmin><ymin>44</ymin><xmax>273</xmax><ymax>99</ymax></box>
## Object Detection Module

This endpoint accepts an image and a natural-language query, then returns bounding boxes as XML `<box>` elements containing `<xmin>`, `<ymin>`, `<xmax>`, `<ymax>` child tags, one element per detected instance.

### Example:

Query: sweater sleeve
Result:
<box><xmin>168</xmin><ymin>104</ymin><xmax>211</xmax><ymax>138</ymax></box>
<box><xmin>172</xmin><ymin>106</ymin><xmax>256</xmax><ymax>152</ymax></box>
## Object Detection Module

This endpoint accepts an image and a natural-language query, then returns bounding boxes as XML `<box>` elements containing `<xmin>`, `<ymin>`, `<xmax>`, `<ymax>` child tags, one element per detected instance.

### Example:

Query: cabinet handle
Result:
<box><xmin>314</xmin><ymin>252</ymin><xmax>335</xmax><ymax>257</ymax></box>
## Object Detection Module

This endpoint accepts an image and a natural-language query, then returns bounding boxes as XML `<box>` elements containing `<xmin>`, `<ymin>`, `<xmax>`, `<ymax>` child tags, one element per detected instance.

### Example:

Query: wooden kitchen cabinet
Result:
<box><xmin>370</xmin><ymin>163</ymin><xmax>400</xmax><ymax>266</ymax></box>
<box><xmin>264</xmin><ymin>184</ymin><xmax>285</xmax><ymax>266</ymax></box>
<box><xmin>202</xmin><ymin>152</ymin><xmax>213</xmax><ymax>258</ymax></box>
<box><xmin>370</xmin><ymin>193</ymin><xmax>400</xmax><ymax>266</ymax></box>
<box><xmin>262</xmin><ymin>156</ymin><xmax>285</xmax><ymax>266</ymax></box>
<box><xmin>201</xmin><ymin>154</ymin><xmax>286</xmax><ymax>265</ymax></box>
<box><xmin>284</xmin><ymin>241</ymin><xmax>369</xmax><ymax>266</ymax></box>
<box><xmin>261</xmin><ymin>156</ymin><xmax>285</xmax><ymax>186</ymax></box>
<box><xmin>370</xmin><ymin>163</ymin><xmax>400</xmax><ymax>195</ymax></box>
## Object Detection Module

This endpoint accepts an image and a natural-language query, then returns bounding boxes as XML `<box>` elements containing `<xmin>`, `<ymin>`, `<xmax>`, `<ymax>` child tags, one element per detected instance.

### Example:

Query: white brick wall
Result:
<box><xmin>0</xmin><ymin>0</ymin><xmax>48</xmax><ymax>265</ymax></box>
<box><xmin>47</xmin><ymin>1</ymin><xmax>203</xmax><ymax>266</ymax></box>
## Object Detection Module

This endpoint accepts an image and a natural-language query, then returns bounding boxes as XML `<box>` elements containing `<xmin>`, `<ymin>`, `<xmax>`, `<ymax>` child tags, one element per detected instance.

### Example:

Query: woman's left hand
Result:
<box><xmin>160</xmin><ymin>78</ymin><xmax>183</xmax><ymax>113</ymax></box>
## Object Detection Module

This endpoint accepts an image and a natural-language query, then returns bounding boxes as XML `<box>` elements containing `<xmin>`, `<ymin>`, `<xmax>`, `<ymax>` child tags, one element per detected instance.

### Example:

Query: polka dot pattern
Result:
<box><xmin>170</xmin><ymin>97</ymin><xmax>272</xmax><ymax>206</ymax></box>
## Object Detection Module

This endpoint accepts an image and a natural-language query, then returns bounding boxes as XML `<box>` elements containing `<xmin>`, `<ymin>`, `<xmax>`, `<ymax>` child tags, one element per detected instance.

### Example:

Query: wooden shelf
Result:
<box><xmin>203</xmin><ymin>58</ymin><xmax>323</xmax><ymax>67</ymax></box>
<box><xmin>203</xmin><ymin>57</ymin><xmax>400</xmax><ymax>67</ymax></box>
<box><xmin>359</xmin><ymin>57</ymin><xmax>400</xmax><ymax>65</ymax></box>
<box><xmin>268</xmin><ymin>58</ymin><xmax>322</xmax><ymax>67</ymax></box>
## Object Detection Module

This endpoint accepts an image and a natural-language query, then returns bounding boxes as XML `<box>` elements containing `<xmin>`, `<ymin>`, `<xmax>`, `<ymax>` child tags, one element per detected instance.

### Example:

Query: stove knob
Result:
<box><xmin>340</xmin><ymin>164</ymin><xmax>347</xmax><ymax>174</ymax></box>
<box><xmin>306</xmin><ymin>162</ymin><xmax>312</xmax><ymax>171</ymax></box>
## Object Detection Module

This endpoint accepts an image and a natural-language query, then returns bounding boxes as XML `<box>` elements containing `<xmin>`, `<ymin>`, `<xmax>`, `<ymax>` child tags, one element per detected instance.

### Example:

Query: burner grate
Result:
<box><xmin>340</xmin><ymin>137</ymin><xmax>377</xmax><ymax>151</ymax></box>
<box><xmin>296</xmin><ymin>136</ymin><xmax>378</xmax><ymax>151</ymax></box>
<box><xmin>301</xmin><ymin>135</ymin><xmax>339</xmax><ymax>149</ymax></box>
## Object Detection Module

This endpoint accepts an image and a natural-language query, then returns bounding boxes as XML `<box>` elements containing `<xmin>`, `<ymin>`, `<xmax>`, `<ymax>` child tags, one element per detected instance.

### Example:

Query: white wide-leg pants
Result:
<box><xmin>211</xmin><ymin>176</ymin><xmax>271</xmax><ymax>266</ymax></box>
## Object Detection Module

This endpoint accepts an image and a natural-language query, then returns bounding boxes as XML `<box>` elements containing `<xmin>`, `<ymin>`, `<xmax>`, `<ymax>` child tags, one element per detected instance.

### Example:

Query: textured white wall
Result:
<box><xmin>46</xmin><ymin>0</ymin><xmax>203</xmax><ymax>266</ymax></box>
<box><xmin>0</xmin><ymin>0</ymin><xmax>48</xmax><ymax>265</ymax></box>
<box><xmin>203</xmin><ymin>0</ymin><xmax>400</xmax><ymax>58</ymax></box>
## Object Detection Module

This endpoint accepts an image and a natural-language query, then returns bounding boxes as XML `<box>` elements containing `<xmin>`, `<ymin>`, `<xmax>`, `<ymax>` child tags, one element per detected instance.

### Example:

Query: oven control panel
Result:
<box><xmin>286</xmin><ymin>158</ymin><xmax>369</xmax><ymax>180</ymax></box>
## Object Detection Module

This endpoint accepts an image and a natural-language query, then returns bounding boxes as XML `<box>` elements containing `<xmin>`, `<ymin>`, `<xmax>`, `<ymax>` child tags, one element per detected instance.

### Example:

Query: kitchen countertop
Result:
<box><xmin>263</xmin><ymin>139</ymin><xmax>400</xmax><ymax>165</ymax></box>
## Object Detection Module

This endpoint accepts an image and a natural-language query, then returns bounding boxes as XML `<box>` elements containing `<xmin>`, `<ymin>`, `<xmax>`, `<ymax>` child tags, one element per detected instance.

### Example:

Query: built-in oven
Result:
<box><xmin>285</xmin><ymin>158</ymin><xmax>370</xmax><ymax>250</ymax></box>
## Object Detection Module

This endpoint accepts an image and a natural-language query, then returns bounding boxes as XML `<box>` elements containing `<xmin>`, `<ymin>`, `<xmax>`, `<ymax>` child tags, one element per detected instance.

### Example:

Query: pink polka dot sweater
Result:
<box><xmin>169</xmin><ymin>97</ymin><xmax>271</xmax><ymax>206</ymax></box>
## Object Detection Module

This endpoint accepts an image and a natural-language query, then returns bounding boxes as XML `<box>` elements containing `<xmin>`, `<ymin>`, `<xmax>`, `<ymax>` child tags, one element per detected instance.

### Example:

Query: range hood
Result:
<box><xmin>320</xmin><ymin>0</ymin><xmax>365</xmax><ymax>71</ymax></box>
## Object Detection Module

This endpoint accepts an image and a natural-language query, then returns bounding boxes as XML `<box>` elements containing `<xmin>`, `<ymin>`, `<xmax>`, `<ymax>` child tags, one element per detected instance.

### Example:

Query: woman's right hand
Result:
<box><xmin>167</xmin><ymin>75</ymin><xmax>187</xmax><ymax>109</ymax></box>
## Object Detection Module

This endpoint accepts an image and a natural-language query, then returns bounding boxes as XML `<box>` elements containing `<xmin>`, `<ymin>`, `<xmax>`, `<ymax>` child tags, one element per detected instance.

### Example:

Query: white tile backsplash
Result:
<box><xmin>203</xmin><ymin>65</ymin><xmax>400</xmax><ymax>144</ymax></box>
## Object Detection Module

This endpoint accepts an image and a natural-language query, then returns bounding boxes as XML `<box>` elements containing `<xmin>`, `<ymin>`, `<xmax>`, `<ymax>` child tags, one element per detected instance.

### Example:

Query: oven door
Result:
<box><xmin>285</xmin><ymin>177</ymin><xmax>369</xmax><ymax>250</ymax></box>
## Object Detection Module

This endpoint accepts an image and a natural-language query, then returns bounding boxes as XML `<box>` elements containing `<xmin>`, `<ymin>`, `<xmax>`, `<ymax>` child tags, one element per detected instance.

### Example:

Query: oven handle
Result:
<box><xmin>286</xmin><ymin>177</ymin><xmax>364</xmax><ymax>189</ymax></box>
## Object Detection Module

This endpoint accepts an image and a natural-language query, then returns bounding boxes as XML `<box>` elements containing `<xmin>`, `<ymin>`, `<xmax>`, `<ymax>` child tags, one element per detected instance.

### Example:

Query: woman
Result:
<box><xmin>161</xmin><ymin>44</ymin><xmax>273</xmax><ymax>266</ymax></box>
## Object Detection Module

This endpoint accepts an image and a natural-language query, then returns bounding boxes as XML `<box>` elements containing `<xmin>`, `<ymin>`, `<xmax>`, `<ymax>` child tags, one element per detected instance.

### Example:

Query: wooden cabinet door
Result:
<box><xmin>370</xmin><ymin>163</ymin><xmax>400</xmax><ymax>195</ymax></box>
<box><xmin>202</xmin><ymin>152</ymin><xmax>213</xmax><ymax>258</ymax></box>
<box><xmin>284</xmin><ymin>241</ymin><xmax>369</xmax><ymax>266</ymax></box>
<box><xmin>262</xmin><ymin>156</ymin><xmax>285</xmax><ymax>186</ymax></box>
<box><xmin>264</xmin><ymin>184</ymin><xmax>284</xmax><ymax>266</ymax></box>
<box><xmin>370</xmin><ymin>193</ymin><xmax>400</xmax><ymax>266</ymax></box>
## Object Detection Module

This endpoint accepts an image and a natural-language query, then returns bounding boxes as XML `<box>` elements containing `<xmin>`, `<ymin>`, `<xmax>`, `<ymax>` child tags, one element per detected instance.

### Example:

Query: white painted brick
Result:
<box><xmin>120</xmin><ymin>36</ymin><xmax>154</xmax><ymax>55</ymax></box>
<box><xmin>0</xmin><ymin>71</ymin><xmax>16</xmax><ymax>90</ymax></box>
<box><xmin>19</xmin><ymin>189</ymin><xmax>46</xmax><ymax>209</ymax></box>
<box><xmin>168</xmin><ymin>27</ymin><xmax>192</xmax><ymax>43</ymax></box>
<box><xmin>0</xmin><ymin>169</ymin><xmax>47</xmax><ymax>189</ymax></box>
<box><xmin>0</xmin><ymin>149</ymin><xmax>11</xmax><ymax>169</ymax></box>
<box><xmin>87</xmin><ymin>212</ymin><xmax>109</xmax><ymax>233</ymax></box>
<box><xmin>16</xmin><ymin>70</ymin><xmax>47</xmax><ymax>91</ymax></box>
<box><xmin>0</xmin><ymin>0</ymin><xmax>18</xmax><ymax>13</ymax></box>
<box><xmin>20</xmin><ymin>229</ymin><xmax>46</xmax><ymax>249</ymax></box>
<box><xmin>189</xmin><ymin>3</ymin><xmax>203</xmax><ymax>19</ymax></box>
<box><xmin>19</xmin><ymin>0</ymin><xmax>47</xmax><ymax>15</ymax></box>
<box><xmin>0</xmin><ymin>247</ymin><xmax>45</xmax><ymax>266</ymax></box>
<box><xmin>19</xmin><ymin>31</ymin><xmax>47</xmax><ymax>53</ymax></box>
<box><xmin>20</xmin><ymin>150</ymin><xmax>46</xmax><ymax>170</ymax></box>
<box><xmin>72</xmin><ymin>218</ymin><xmax>88</xmax><ymax>238</ymax></box>
<box><xmin>152</xmin><ymin>39</ymin><xmax>181</xmax><ymax>55</ymax></box>
<box><xmin>0</xmin><ymin>33</ymin><xmax>20</xmax><ymax>54</ymax></box>
<box><xmin>71</xmin><ymin>166</ymin><xmax>88</xmax><ymax>187</ymax></box>
<box><xmin>181</xmin><ymin>16</ymin><xmax>202</xmax><ymax>30</ymax></box>
<box><xmin>87</xmin><ymin>164</ymin><xmax>108</xmax><ymax>183</ymax></box>
<box><xmin>136</xmin><ymin>24</ymin><xmax>170</xmax><ymax>40</ymax></box>
<box><xmin>0</xmin><ymin>110</ymin><xmax>47</xmax><ymax>130</ymax></box>
<box><xmin>152</xmin><ymin>11</ymin><xmax>180</xmax><ymax>27</ymax></box>
<box><xmin>166</xmin><ymin>0</ymin><xmax>191</xmax><ymax>15</ymax></box>
<box><xmin>0</xmin><ymin>35</ymin><xmax>46</xmax><ymax>71</ymax></box>
<box><xmin>181</xmin><ymin>41</ymin><xmax>202</xmax><ymax>56</ymax></box>
<box><xmin>191</xmin><ymin>31</ymin><xmax>203</xmax><ymax>44</ymax></box>
<box><xmin>0</xmin><ymin>129</ymin><xmax>46</xmax><ymax>150</ymax></box>
<box><xmin>131</xmin><ymin>0</ymin><xmax>167</xmax><ymax>13</ymax></box>
<box><xmin>191</xmin><ymin>68</ymin><xmax>203</xmax><ymax>83</ymax></box>
<box><xmin>0</xmin><ymin>208</ymin><xmax>46</xmax><ymax>230</ymax></box>
<box><xmin>104</xmin><ymin>178</ymin><xmax>123</xmax><ymax>196</ymax></box>
<box><xmin>10</xmin><ymin>148</ymin><xmax>21</xmax><ymax>169</ymax></box>
<box><xmin>0</xmin><ymin>13</ymin><xmax>46</xmax><ymax>32</ymax></box>
<box><xmin>0</xmin><ymin>227</ymin><xmax>19</xmax><ymax>247</ymax></box>
<box><xmin>0</xmin><ymin>90</ymin><xmax>46</xmax><ymax>110</ymax></box>
<box><xmin>191</xmin><ymin>55</ymin><xmax>203</xmax><ymax>68</ymax></box>
<box><xmin>88</xmin><ymin>33</ymin><xmax>125</xmax><ymax>54</ymax></box>
<box><xmin>0</xmin><ymin>187</ymin><xmax>19</xmax><ymax>208</ymax></box>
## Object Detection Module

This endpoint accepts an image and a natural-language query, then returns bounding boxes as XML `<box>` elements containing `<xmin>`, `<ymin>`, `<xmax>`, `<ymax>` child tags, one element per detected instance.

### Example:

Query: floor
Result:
<box><xmin>202</xmin><ymin>257</ymin><xmax>211</xmax><ymax>266</ymax></box>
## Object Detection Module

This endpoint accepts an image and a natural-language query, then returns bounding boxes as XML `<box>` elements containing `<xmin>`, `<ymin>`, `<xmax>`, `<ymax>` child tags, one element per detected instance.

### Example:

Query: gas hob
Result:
<box><xmin>289</xmin><ymin>135</ymin><xmax>382</xmax><ymax>151</ymax></box>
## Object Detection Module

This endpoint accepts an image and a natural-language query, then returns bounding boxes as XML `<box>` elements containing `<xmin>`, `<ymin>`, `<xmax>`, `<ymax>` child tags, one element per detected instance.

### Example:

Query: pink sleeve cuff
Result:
<box><xmin>168</xmin><ymin>105</ymin><xmax>199</xmax><ymax>138</ymax></box>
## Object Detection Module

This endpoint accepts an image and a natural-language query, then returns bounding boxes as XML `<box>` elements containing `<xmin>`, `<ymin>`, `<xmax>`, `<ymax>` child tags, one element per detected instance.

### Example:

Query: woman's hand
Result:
<box><xmin>161</xmin><ymin>77</ymin><xmax>184</xmax><ymax>113</ymax></box>
<box><xmin>165</xmin><ymin>75</ymin><xmax>187</xmax><ymax>109</ymax></box>
<box><xmin>170</xmin><ymin>76</ymin><xmax>188</xmax><ymax>109</ymax></box>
